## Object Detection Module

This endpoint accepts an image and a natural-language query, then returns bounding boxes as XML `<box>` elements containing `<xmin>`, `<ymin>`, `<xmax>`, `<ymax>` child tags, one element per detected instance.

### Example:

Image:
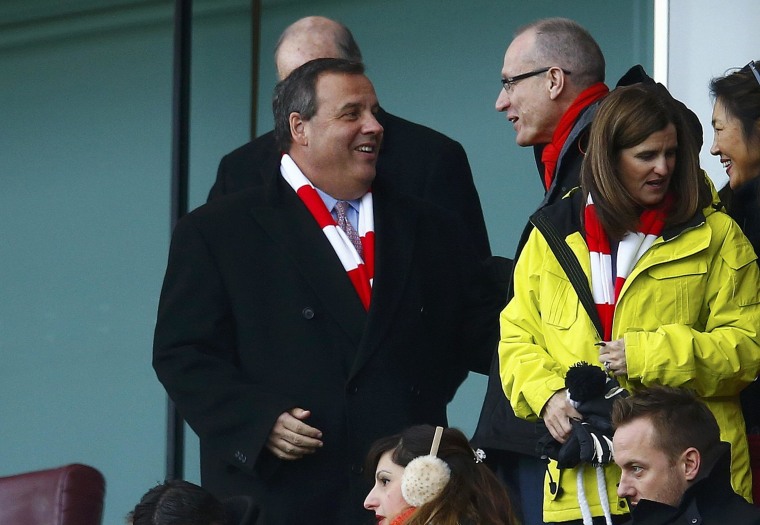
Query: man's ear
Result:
<box><xmin>290</xmin><ymin>112</ymin><xmax>307</xmax><ymax>146</ymax></box>
<box><xmin>547</xmin><ymin>67</ymin><xmax>567</xmax><ymax>101</ymax></box>
<box><xmin>681</xmin><ymin>447</ymin><xmax>701</xmax><ymax>482</ymax></box>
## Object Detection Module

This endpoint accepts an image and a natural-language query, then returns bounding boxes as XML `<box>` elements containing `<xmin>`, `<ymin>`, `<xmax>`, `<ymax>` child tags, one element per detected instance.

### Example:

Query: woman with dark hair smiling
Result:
<box><xmin>710</xmin><ymin>60</ymin><xmax>760</xmax><ymax>244</ymax></box>
<box><xmin>709</xmin><ymin>57</ymin><xmax>760</xmax><ymax>473</ymax></box>
<box><xmin>499</xmin><ymin>84</ymin><xmax>760</xmax><ymax>524</ymax></box>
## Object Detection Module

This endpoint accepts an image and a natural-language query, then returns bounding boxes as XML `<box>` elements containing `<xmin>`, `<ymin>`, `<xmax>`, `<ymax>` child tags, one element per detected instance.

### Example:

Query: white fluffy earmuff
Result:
<box><xmin>400</xmin><ymin>426</ymin><xmax>451</xmax><ymax>507</ymax></box>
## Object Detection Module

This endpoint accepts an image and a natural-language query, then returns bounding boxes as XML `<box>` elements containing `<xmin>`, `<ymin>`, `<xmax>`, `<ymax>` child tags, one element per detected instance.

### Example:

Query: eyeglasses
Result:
<box><xmin>501</xmin><ymin>67</ymin><xmax>571</xmax><ymax>93</ymax></box>
<box><xmin>746</xmin><ymin>60</ymin><xmax>760</xmax><ymax>86</ymax></box>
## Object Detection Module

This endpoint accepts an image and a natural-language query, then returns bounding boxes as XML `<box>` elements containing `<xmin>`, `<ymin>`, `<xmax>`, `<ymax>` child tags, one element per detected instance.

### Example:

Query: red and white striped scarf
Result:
<box><xmin>584</xmin><ymin>193</ymin><xmax>670</xmax><ymax>340</ymax></box>
<box><xmin>280</xmin><ymin>154</ymin><xmax>374</xmax><ymax>310</ymax></box>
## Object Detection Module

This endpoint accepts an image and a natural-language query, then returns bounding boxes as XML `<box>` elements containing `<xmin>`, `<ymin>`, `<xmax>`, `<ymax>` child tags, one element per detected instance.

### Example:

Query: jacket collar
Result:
<box><xmin>247</xmin><ymin>175</ymin><xmax>367</xmax><ymax>340</ymax></box>
<box><xmin>537</xmin><ymin>188</ymin><xmax>707</xmax><ymax>238</ymax></box>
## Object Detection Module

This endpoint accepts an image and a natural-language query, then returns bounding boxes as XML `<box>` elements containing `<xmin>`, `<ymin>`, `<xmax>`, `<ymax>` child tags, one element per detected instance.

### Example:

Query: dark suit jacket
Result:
<box><xmin>207</xmin><ymin>108</ymin><xmax>492</xmax><ymax>260</ymax></box>
<box><xmin>153</xmin><ymin>171</ymin><xmax>501</xmax><ymax>525</ymax></box>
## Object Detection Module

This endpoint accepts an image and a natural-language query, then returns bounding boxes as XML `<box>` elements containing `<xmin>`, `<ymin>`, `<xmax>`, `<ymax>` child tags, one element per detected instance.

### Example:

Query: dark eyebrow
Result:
<box><xmin>338</xmin><ymin>102</ymin><xmax>362</xmax><ymax>112</ymax></box>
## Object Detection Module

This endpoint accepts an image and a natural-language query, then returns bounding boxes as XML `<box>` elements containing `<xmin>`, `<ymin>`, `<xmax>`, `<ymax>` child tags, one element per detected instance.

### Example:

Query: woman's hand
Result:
<box><xmin>599</xmin><ymin>338</ymin><xmax>627</xmax><ymax>376</ymax></box>
<box><xmin>541</xmin><ymin>389</ymin><xmax>583</xmax><ymax>443</ymax></box>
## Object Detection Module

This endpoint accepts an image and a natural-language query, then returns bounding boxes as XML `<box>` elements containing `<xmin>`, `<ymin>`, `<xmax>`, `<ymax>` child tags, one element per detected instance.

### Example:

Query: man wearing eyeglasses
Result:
<box><xmin>472</xmin><ymin>17</ymin><xmax>615</xmax><ymax>525</ymax></box>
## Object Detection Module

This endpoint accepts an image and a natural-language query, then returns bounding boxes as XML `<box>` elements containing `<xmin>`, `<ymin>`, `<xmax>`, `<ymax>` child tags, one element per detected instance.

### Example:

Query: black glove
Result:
<box><xmin>536</xmin><ymin>362</ymin><xmax>628</xmax><ymax>467</ymax></box>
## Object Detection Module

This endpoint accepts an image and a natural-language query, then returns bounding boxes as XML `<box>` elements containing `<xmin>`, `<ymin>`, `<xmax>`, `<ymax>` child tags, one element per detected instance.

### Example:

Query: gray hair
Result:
<box><xmin>516</xmin><ymin>17</ymin><xmax>605</xmax><ymax>88</ymax></box>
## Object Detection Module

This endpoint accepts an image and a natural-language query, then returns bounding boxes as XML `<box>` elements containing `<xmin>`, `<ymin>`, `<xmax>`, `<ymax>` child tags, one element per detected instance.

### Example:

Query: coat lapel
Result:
<box><xmin>248</xmin><ymin>175</ymin><xmax>367</xmax><ymax>345</ymax></box>
<box><xmin>350</xmin><ymin>186</ymin><xmax>419</xmax><ymax>377</ymax></box>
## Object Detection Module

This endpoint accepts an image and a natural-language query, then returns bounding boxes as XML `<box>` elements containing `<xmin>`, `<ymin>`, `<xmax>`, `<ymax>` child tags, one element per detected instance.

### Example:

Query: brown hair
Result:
<box><xmin>365</xmin><ymin>425</ymin><xmax>516</xmax><ymax>525</ymax></box>
<box><xmin>581</xmin><ymin>84</ymin><xmax>711</xmax><ymax>239</ymax></box>
<box><xmin>612</xmin><ymin>385</ymin><xmax>720</xmax><ymax>464</ymax></box>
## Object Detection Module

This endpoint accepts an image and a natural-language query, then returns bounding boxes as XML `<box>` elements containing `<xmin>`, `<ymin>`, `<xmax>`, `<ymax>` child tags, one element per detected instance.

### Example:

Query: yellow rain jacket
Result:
<box><xmin>500</xmin><ymin>190</ymin><xmax>760</xmax><ymax>522</ymax></box>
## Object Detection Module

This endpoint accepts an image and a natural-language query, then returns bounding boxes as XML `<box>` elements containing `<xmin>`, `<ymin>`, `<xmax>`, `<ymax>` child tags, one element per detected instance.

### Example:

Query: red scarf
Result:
<box><xmin>585</xmin><ymin>193</ymin><xmax>671</xmax><ymax>340</ymax></box>
<box><xmin>541</xmin><ymin>83</ymin><xmax>609</xmax><ymax>190</ymax></box>
<box><xmin>279</xmin><ymin>154</ymin><xmax>374</xmax><ymax>310</ymax></box>
<box><xmin>390</xmin><ymin>507</ymin><xmax>417</xmax><ymax>525</ymax></box>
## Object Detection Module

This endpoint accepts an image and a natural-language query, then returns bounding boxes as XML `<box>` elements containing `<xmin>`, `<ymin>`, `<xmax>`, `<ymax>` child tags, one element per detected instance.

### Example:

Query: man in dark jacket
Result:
<box><xmin>471</xmin><ymin>17</ymin><xmax>698</xmax><ymax>525</ymax></box>
<box><xmin>612</xmin><ymin>386</ymin><xmax>760</xmax><ymax>525</ymax></box>
<box><xmin>472</xmin><ymin>18</ymin><xmax>609</xmax><ymax>525</ymax></box>
<box><xmin>208</xmin><ymin>15</ymin><xmax>492</xmax><ymax>261</ymax></box>
<box><xmin>154</xmin><ymin>58</ymin><xmax>503</xmax><ymax>525</ymax></box>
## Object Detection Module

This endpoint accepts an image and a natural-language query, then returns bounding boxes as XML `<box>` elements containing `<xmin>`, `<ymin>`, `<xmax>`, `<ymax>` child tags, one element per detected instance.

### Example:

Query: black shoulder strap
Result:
<box><xmin>530</xmin><ymin>210</ymin><xmax>604</xmax><ymax>339</ymax></box>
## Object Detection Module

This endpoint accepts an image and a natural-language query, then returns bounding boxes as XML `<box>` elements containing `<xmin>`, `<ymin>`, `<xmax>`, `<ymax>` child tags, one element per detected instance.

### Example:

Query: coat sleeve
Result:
<box><xmin>206</xmin><ymin>154</ymin><xmax>230</xmax><ymax>202</ymax></box>
<box><xmin>625</xmin><ymin>215</ymin><xmax>760</xmax><ymax>397</ymax></box>
<box><xmin>424</xmin><ymin>140</ymin><xmax>492</xmax><ymax>260</ymax></box>
<box><xmin>498</xmin><ymin>228</ymin><xmax>567</xmax><ymax>420</ymax></box>
<box><xmin>460</xmin><ymin>255</ymin><xmax>512</xmax><ymax>376</ymax></box>
<box><xmin>152</xmin><ymin>214</ymin><xmax>293</xmax><ymax>475</ymax></box>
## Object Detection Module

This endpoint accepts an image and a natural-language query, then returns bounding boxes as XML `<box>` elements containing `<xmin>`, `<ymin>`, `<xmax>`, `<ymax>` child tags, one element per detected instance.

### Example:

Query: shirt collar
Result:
<box><xmin>314</xmin><ymin>186</ymin><xmax>361</xmax><ymax>213</ymax></box>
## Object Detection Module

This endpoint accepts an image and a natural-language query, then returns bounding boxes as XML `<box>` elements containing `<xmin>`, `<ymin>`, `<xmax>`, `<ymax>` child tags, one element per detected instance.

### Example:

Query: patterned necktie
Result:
<box><xmin>334</xmin><ymin>200</ymin><xmax>363</xmax><ymax>257</ymax></box>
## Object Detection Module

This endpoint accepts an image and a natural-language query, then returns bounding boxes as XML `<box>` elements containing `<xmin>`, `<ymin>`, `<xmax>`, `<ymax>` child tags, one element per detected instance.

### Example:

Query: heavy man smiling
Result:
<box><xmin>153</xmin><ymin>58</ymin><xmax>504</xmax><ymax>525</ymax></box>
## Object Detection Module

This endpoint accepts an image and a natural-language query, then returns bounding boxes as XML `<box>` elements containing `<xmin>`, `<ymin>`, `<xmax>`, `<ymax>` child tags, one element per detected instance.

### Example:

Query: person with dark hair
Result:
<box><xmin>153</xmin><ymin>57</ymin><xmax>503</xmax><ymax>525</ymax></box>
<box><xmin>709</xmin><ymin>60</ymin><xmax>760</xmax><ymax>438</ymax></box>
<box><xmin>612</xmin><ymin>386</ymin><xmax>760</xmax><ymax>524</ymax></box>
<box><xmin>127</xmin><ymin>480</ymin><xmax>225</xmax><ymax>525</ymax></box>
<box><xmin>207</xmin><ymin>16</ymin><xmax>493</xmax><ymax>262</ymax></box>
<box><xmin>498</xmin><ymin>84</ymin><xmax>760</xmax><ymax>524</ymax></box>
<box><xmin>711</xmin><ymin>59</ymin><xmax>760</xmax><ymax>215</ymax></box>
<box><xmin>364</xmin><ymin>425</ymin><xmax>517</xmax><ymax>525</ymax></box>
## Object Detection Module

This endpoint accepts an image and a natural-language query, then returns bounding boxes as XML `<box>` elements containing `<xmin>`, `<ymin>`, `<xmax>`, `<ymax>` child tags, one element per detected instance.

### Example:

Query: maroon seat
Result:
<box><xmin>0</xmin><ymin>464</ymin><xmax>105</xmax><ymax>525</ymax></box>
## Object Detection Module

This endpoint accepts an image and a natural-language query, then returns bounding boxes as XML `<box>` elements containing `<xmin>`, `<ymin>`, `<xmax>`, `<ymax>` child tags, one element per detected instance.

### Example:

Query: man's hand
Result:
<box><xmin>266</xmin><ymin>408</ymin><xmax>323</xmax><ymax>460</ymax></box>
<box><xmin>598</xmin><ymin>338</ymin><xmax>627</xmax><ymax>376</ymax></box>
<box><xmin>541</xmin><ymin>389</ymin><xmax>583</xmax><ymax>443</ymax></box>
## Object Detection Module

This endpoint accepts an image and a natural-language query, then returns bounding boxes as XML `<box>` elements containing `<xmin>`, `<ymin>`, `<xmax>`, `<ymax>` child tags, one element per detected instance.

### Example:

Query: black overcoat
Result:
<box><xmin>153</xmin><ymin>171</ymin><xmax>500</xmax><ymax>525</ymax></box>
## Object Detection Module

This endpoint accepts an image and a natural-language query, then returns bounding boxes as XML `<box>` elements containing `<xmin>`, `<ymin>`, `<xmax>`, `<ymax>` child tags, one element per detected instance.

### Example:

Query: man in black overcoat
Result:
<box><xmin>207</xmin><ymin>16</ymin><xmax>492</xmax><ymax>261</ymax></box>
<box><xmin>153</xmin><ymin>58</ymin><xmax>502</xmax><ymax>525</ymax></box>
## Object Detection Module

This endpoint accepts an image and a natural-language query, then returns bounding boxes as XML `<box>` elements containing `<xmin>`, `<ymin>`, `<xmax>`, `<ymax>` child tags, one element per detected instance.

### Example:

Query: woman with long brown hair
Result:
<box><xmin>363</xmin><ymin>425</ymin><xmax>516</xmax><ymax>525</ymax></box>
<box><xmin>499</xmin><ymin>84</ymin><xmax>760</xmax><ymax>524</ymax></box>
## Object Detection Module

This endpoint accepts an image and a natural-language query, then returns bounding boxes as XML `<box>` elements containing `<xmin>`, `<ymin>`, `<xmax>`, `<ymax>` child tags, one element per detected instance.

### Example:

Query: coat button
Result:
<box><xmin>302</xmin><ymin>307</ymin><xmax>315</xmax><ymax>319</ymax></box>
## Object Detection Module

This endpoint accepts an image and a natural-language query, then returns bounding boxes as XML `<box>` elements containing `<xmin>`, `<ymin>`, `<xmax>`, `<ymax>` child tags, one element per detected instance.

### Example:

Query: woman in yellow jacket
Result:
<box><xmin>500</xmin><ymin>84</ymin><xmax>760</xmax><ymax>524</ymax></box>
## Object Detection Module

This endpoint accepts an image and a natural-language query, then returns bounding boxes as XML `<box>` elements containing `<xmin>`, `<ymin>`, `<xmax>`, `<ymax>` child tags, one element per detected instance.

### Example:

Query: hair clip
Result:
<box><xmin>474</xmin><ymin>448</ymin><xmax>486</xmax><ymax>464</ymax></box>
<box><xmin>748</xmin><ymin>60</ymin><xmax>760</xmax><ymax>87</ymax></box>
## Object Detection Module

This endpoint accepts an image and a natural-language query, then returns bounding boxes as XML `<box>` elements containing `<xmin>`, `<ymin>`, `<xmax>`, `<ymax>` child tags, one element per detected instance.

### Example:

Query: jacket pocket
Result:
<box><xmin>647</xmin><ymin>260</ymin><xmax>707</xmax><ymax>325</ymax></box>
<box><xmin>720</xmin><ymin>238</ymin><xmax>760</xmax><ymax>307</ymax></box>
<box><xmin>543</xmin><ymin>268</ymin><xmax>578</xmax><ymax>329</ymax></box>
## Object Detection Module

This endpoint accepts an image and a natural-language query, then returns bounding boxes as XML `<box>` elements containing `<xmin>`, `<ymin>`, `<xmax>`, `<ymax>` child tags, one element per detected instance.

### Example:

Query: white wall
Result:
<box><xmin>666</xmin><ymin>0</ymin><xmax>760</xmax><ymax>189</ymax></box>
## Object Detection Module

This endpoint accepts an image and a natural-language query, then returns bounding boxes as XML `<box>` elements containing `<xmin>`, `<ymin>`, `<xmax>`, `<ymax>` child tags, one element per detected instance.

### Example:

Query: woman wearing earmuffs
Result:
<box><xmin>363</xmin><ymin>425</ymin><xmax>517</xmax><ymax>525</ymax></box>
